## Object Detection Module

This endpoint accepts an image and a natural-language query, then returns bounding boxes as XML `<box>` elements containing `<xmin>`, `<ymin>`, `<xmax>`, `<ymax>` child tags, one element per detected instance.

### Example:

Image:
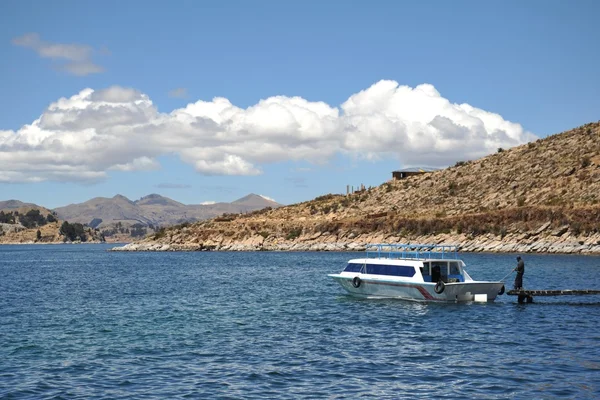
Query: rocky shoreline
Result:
<box><xmin>110</xmin><ymin>228</ymin><xmax>600</xmax><ymax>254</ymax></box>
<box><xmin>0</xmin><ymin>240</ymin><xmax>106</xmax><ymax>245</ymax></box>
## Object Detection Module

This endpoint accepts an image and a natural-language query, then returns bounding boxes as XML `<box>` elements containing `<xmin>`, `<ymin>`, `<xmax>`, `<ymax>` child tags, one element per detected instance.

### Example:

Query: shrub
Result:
<box><xmin>130</xmin><ymin>224</ymin><xmax>148</xmax><ymax>237</ymax></box>
<box><xmin>153</xmin><ymin>227</ymin><xmax>167</xmax><ymax>240</ymax></box>
<box><xmin>19</xmin><ymin>209</ymin><xmax>47</xmax><ymax>229</ymax></box>
<box><xmin>455</xmin><ymin>223</ymin><xmax>463</xmax><ymax>235</ymax></box>
<box><xmin>60</xmin><ymin>221</ymin><xmax>87</xmax><ymax>242</ymax></box>
<box><xmin>215</xmin><ymin>214</ymin><xmax>237</xmax><ymax>222</ymax></box>
<box><xmin>571</xmin><ymin>221</ymin><xmax>582</xmax><ymax>236</ymax></box>
<box><xmin>448</xmin><ymin>182</ymin><xmax>457</xmax><ymax>196</ymax></box>
<box><xmin>581</xmin><ymin>156</ymin><xmax>591</xmax><ymax>168</ymax></box>
<box><xmin>315</xmin><ymin>194</ymin><xmax>337</xmax><ymax>202</ymax></box>
<box><xmin>0</xmin><ymin>211</ymin><xmax>15</xmax><ymax>224</ymax></box>
<box><xmin>286</xmin><ymin>228</ymin><xmax>302</xmax><ymax>240</ymax></box>
<box><xmin>173</xmin><ymin>222</ymin><xmax>190</xmax><ymax>230</ymax></box>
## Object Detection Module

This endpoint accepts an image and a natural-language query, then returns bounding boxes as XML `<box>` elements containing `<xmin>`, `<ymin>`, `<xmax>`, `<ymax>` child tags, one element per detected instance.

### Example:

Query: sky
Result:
<box><xmin>1</xmin><ymin>0</ymin><xmax>599</xmax><ymax>209</ymax></box>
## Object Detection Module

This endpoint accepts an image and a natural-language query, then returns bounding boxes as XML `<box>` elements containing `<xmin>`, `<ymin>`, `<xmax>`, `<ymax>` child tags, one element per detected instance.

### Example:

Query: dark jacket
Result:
<box><xmin>515</xmin><ymin>259</ymin><xmax>524</xmax><ymax>275</ymax></box>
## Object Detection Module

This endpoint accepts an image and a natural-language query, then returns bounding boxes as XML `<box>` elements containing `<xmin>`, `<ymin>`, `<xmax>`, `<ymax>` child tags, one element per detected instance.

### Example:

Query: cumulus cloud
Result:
<box><xmin>12</xmin><ymin>33</ymin><xmax>105</xmax><ymax>76</ymax></box>
<box><xmin>0</xmin><ymin>80</ymin><xmax>537</xmax><ymax>183</ymax></box>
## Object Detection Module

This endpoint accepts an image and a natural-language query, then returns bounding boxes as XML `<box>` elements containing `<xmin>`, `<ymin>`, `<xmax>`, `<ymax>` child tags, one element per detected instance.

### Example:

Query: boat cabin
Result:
<box><xmin>343</xmin><ymin>244</ymin><xmax>470</xmax><ymax>283</ymax></box>
<box><xmin>343</xmin><ymin>259</ymin><xmax>467</xmax><ymax>283</ymax></box>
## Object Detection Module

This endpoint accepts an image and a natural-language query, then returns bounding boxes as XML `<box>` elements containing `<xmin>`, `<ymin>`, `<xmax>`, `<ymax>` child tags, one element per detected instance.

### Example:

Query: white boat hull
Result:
<box><xmin>328</xmin><ymin>274</ymin><xmax>505</xmax><ymax>302</ymax></box>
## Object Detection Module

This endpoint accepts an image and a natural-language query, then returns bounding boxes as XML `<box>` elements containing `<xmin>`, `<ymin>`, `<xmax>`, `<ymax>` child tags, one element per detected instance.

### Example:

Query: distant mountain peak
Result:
<box><xmin>231</xmin><ymin>193</ymin><xmax>281</xmax><ymax>207</ymax></box>
<box><xmin>0</xmin><ymin>200</ymin><xmax>26</xmax><ymax>209</ymax></box>
<box><xmin>0</xmin><ymin>199</ymin><xmax>49</xmax><ymax>212</ymax></box>
<box><xmin>135</xmin><ymin>193</ymin><xmax>184</xmax><ymax>207</ymax></box>
<box><xmin>140</xmin><ymin>193</ymin><xmax>163</xmax><ymax>199</ymax></box>
<box><xmin>112</xmin><ymin>194</ymin><xmax>133</xmax><ymax>203</ymax></box>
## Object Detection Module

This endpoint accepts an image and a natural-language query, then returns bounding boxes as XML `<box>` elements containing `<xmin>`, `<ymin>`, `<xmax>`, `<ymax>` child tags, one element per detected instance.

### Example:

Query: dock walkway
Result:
<box><xmin>506</xmin><ymin>289</ymin><xmax>600</xmax><ymax>303</ymax></box>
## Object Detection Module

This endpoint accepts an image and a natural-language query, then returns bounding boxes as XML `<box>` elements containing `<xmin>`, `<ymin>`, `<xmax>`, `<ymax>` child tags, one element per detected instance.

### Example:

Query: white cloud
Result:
<box><xmin>200</xmin><ymin>201</ymin><xmax>216</xmax><ymax>205</ymax></box>
<box><xmin>0</xmin><ymin>81</ymin><xmax>537</xmax><ymax>183</ymax></box>
<box><xmin>109</xmin><ymin>157</ymin><xmax>160</xmax><ymax>172</ymax></box>
<box><xmin>12</xmin><ymin>33</ymin><xmax>105</xmax><ymax>76</ymax></box>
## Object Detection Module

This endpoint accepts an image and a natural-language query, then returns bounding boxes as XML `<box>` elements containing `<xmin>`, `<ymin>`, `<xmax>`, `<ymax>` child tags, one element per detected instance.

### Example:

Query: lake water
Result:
<box><xmin>1</xmin><ymin>244</ymin><xmax>600</xmax><ymax>399</ymax></box>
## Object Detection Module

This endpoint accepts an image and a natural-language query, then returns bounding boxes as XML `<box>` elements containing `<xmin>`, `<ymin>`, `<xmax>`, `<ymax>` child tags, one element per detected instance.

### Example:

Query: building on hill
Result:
<box><xmin>392</xmin><ymin>167</ymin><xmax>438</xmax><ymax>180</ymax></box>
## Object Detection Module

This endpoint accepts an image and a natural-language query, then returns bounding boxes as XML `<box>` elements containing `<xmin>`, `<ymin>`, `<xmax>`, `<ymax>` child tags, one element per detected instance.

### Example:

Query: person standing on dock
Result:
<box><xmin>514</xmin><ymin>256</ymin><xmax>525</xmax><ymax>290</ymax></box>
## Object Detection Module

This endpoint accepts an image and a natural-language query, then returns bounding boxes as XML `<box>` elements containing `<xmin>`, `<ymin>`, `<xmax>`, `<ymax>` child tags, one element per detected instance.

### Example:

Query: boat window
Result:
<box><xmin>422</xmin><ymin>262</ymin><xmax>430</xmax><ymax>276</ymax></box>
<box><xmin>344</xmin><ymin>263</ymin><xmax>363</xmax><ymax>273</ymax></box>
<box><xmin>449</xmin><ymin>261</ymin><xmax>460</xmax><ymax>275</ymax></box>
<box><xmin>431</xmin><ymin>261</ymin><xmax>448</xmax><ymax>275</ymax></box>
<box><xmin>365</xmin><ymin>264</ymin><xmax>416</xmax><ymax>277</ymax></box>
<box><xmin>431</xmin><ymin>261</ymin><xmax>448</xmax><ymax>282</ymax></box>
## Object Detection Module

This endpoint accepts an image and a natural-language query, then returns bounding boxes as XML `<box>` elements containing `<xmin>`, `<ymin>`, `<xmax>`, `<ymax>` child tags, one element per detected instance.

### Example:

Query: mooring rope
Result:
<box><xmin>499</xmin><ymin>269</ymin><xmax>515</xmax><ymax>281</ymax></box>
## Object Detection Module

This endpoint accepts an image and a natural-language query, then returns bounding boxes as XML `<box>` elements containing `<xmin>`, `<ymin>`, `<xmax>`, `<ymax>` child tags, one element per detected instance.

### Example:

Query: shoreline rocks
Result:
<box><xmin>110</xmin><ymin>232</ymin><xmax>600</xmax><ymax>254</ymax></box>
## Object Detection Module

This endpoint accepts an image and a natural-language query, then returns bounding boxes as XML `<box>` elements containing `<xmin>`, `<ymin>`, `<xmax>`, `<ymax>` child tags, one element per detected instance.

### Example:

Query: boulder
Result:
<box><xmin>551</xmin><ymin>225</ymin><xmax>569</xmax><ymax>237</ymax></box>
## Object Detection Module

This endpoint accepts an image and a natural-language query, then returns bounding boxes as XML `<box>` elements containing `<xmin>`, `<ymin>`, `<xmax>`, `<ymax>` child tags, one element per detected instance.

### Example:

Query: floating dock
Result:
<box><xmin>507</xmin><ymin>289</ymin><xmax>600</xmax><ymax>303</ymax></box>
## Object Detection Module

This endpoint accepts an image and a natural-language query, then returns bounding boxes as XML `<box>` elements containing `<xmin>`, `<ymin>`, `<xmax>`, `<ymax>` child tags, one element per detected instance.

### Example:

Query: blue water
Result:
<box><xmin>1</xmin><ymin>245</ymin><xmax>600</xmax><ymax>399</ymax></box>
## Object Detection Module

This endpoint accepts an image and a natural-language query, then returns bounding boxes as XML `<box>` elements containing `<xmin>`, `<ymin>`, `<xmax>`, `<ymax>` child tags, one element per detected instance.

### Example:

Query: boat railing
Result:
<box><xmin>365</xmin><ymin>243</ymin><xmax>459</xmax><ymax>260</ymax></box>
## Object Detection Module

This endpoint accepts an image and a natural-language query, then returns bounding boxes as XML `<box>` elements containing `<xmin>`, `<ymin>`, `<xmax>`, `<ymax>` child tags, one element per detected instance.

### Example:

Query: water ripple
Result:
<box><xmin>1</xmin><ymin>245</ymin><xmax>600</xmax><ymax>398</ymax></box>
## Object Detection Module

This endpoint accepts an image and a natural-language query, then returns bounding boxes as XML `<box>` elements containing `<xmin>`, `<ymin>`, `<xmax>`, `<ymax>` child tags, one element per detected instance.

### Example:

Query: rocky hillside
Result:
<box><xmin>0</xmin><ymin>208</ymin><xmax>104</xmax><ymax>244</ymax></box>
<box><xmin>114</xmin><ymin>121</ymin><xmax>600</xmax><ymax>254</ymax></box>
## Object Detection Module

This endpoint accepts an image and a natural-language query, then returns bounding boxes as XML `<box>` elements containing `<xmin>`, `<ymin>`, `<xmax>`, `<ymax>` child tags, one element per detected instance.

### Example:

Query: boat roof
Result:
<box><xmin>364</xmin><ymin>243</ymin><xmax>460</xmax><ymax>261</ymax></box>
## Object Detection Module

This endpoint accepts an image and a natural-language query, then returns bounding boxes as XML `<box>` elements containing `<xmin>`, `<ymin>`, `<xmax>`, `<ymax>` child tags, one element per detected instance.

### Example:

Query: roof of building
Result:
<box><xmin>392</xmin><ymin>167</ymin><xmax>439</xmax><ymax>173</ymax></box>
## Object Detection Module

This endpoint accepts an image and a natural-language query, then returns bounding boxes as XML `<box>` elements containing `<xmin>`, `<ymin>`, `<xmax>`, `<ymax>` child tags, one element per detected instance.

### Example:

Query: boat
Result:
<box><xmin>328</xmin><ymin>244</ymin><xmax>505</xmax><ymax>302</ymax></box>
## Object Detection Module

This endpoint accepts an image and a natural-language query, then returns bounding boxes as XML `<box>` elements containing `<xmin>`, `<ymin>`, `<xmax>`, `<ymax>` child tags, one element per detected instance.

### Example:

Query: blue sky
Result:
<box><xmin>1</xmin><ymin>0</ymin><xmax>599</xmax><ymax>209</ymax></box>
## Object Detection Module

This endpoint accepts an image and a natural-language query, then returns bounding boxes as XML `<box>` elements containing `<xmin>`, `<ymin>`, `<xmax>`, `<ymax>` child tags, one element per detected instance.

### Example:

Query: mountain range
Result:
<box><xmin>1</xmin><ymin>193</ymin><xmax>281</xmax><ymax>231</ymax></box>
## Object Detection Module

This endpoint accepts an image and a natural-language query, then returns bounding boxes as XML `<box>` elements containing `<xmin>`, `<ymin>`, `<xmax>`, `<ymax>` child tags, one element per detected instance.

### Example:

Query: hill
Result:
<box><xmin>0</xmin><ymin>204</ymin><xmax>104</xmax><ymax>244</ymax></box>
<box><xmin>53</xmin><ymin>193</ymin><xmax>282</xmax><ymax>240</ymax></box>
<box><xmin>231</xmin><ymin>194</ymin><xmax>280</xmax><ymax>209</ymax></box>
<box><xmin>0</xmin><ymin>200</ymin><xmax>53</xmax><ymax>215</ymax></box>
<box><xmin>114</xmin><ymin>121</ymin><xmax>600</xmax><ymax>254</ymax></box>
